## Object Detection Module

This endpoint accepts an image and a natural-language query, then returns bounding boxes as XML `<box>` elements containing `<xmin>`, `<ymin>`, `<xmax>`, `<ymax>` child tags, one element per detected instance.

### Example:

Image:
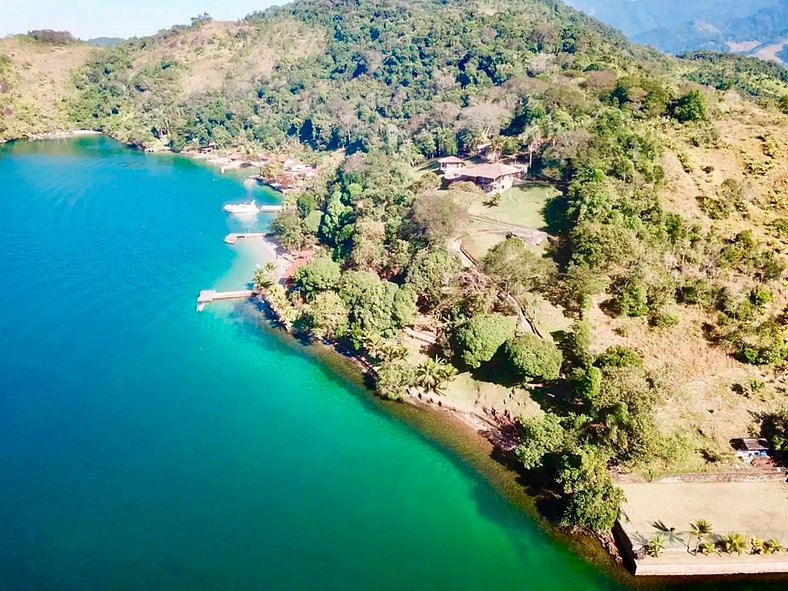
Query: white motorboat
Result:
<box><xmin>223</xmin><ymin>200</ymin><xmax>259</xmax><ymax>215</ymax></box>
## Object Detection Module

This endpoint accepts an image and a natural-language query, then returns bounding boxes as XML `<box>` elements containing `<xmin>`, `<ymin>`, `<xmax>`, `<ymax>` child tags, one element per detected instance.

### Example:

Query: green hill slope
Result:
<box><xmin>65</xmin><ymin>0</ymin><xmax>669</xmax><ymax>150</ymax></box>
<box><xmin>0</xmin><ymin>34</ymin><xmax>94</xmax><ymax>140</ymax></box>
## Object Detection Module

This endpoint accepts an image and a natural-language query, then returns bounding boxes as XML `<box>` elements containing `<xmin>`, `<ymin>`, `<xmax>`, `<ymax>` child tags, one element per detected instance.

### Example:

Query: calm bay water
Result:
<box><xmin>0</xmin><ymin>137</ymin><xmax>776</xmax><ymax>591</ymax></box>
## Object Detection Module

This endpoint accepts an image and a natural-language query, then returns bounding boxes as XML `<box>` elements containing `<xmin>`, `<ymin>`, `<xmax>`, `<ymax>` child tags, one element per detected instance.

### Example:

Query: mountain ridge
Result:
<box><xmin>565</xmin><ymin>0</ymin><xmax>788</xmax><ymax>64</ymax></box>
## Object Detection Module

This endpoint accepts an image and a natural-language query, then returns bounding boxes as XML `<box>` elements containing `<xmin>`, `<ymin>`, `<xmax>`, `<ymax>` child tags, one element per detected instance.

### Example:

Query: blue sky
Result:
<box><xmin>0</xmin><ymin>1</ymin><xmax>281</xmax><ymax>39</ymax></box>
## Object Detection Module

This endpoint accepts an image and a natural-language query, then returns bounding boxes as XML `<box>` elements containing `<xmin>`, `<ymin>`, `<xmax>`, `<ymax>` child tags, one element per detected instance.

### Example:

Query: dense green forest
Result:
<box><xmin>4</xmin><ymin>0</ymin><xmax>788</xmax><ymax>536</ymax></box>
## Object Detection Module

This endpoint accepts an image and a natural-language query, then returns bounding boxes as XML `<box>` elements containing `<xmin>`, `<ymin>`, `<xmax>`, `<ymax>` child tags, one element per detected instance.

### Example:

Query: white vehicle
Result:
<box><xmin>223</xmin><ymin>200</ymin><xmax>259</xmax><ymax>215</ymax></box>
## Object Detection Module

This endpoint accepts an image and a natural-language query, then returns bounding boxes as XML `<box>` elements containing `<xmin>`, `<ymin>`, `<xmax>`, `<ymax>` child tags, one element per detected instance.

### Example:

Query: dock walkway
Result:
<box><xmin>196</xmin><ymin>289</ymin><xmax>254</xmax><ymax>311</ymax></box>
<box><xmin>259</xmin><ymin>205</ymin><xmax>283</xmax><ymax>213</ymax></box>
<box><xmin>224</xmin><ymin>233</ymin><xmax>265</xmax><ymax>244</ymax></box>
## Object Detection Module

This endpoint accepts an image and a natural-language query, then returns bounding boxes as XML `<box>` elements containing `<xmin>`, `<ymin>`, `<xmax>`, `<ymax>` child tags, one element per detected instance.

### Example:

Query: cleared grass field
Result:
<box><xmin>467</xmin><ymin>184</ymin><xmax>559</xmax><ymax>229</ymax></box>
<box><xmin>441</xmin><ymin>372</ymin><xmax>544</xmax><ymax>418</ymax></box>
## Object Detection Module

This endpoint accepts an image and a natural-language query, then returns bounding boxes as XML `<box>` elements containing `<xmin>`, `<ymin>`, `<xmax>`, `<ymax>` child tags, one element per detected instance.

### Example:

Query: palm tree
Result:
<box><xmin>487</xmin><ymin>136</ymin><xmax>506</xmax><ymax>162</ymax></box>
<box><xmin>416</xmin><ymin>357</ymin><xmax>457</xmax><ymax>395</ymax></box>
<box><xmin>720</xmin><ymin>533</ymin><xmax>747</xmax><ymax>555</ymax></box>
<box><xmin>698</xmin><ymin>541</ymin><xmax>718</xmax><ymax>556</ymax></box>
<box><xmin>689</xmin><ymin>519</ymin><xmax>713</xmax><ymax>554</ymax></box>
<box><xmin>253</xmin><ymin>263</ymin><xmax>277</xmax><ymax>291</ymax></box>
<box><xmin>652</xmin><ymin>520</ymin><xmax>685</xmax><ymax>549</ymax></box>
<box><xmin>363</xmin><ymin>335</ymin><xmax>408</xmax><ymax>364</ymax></box>
<box><xmin>764</xmin><ymin>539</ymin><xmax>785</xmax><ymax>554</ymax></box>
<box><xmin>520</xmin><ymin>126</ymin><xmax>544</xmax><ymax>169</ymax></box>
<box><xmin>646</xmin><ymin>533</ymin><xmax>665</xmax><ymax>558</ymax></box>
<box><xmin>378</xmin><ymin>341</ymin><xmax>409</xmax><ymax>363</ymax></box>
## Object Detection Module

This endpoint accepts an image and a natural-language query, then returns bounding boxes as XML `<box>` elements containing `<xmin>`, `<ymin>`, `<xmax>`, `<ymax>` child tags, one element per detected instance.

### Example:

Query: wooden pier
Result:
<box><xmin>196</xmin><ymin>289</ymin><xmax>254</xmax><ymax>311</ymax></box>
<box><xmin>224</xmin><ymin>232</ymin><xmax>265</xmax><ymax>244</ymax></box>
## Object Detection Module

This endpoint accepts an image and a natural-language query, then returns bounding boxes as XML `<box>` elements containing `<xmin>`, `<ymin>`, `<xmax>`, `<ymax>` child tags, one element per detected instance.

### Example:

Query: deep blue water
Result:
<box><xmin>0</xmin><ymin>136</ymin><xmax>755</xmax><ymax>591</ymax></box>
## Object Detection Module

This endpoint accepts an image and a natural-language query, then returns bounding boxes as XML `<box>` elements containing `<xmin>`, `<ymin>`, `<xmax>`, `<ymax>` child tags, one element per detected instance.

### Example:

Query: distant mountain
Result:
<box><xmin>564</xmin><ymin>0</ymin><xmax>788</xmax><ymax>64</ymax></box>
<box><xmin>87</xmin><ymin>37</ymin><xmax>125</xmax><ymax>47</ymax></box>
<box><xmin>564</xmin><ymin>0</ymin><xmax>777</xmax><ymax>36</ymax></box>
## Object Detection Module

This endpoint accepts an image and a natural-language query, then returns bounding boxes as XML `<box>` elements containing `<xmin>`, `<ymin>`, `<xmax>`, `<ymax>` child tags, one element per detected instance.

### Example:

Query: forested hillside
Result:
<box><xmin>2</xmin><ymin>0</ymin><xmax>788</xmax><ymax>534</ymax></box>
<box><xmin>64</xmin><ymin>0</ymin><xmax>666</xmax><ymax>152</ymax></box>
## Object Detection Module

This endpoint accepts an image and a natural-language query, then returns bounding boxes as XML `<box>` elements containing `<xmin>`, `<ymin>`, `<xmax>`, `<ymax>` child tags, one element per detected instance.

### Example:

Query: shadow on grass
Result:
<box><xmin>543</xmin><ymin>192</ymin><xmax>569</xmax><ymax>235</ymax></box>
<box><xmin>468</xmin><ymin>348</ymin><xmax>523</xmax><ymax>388</ymax></box>
<box><xmin>417</xmin><ymin>160</ymin><xmax>440</xmax><ymax>173</ymax></box>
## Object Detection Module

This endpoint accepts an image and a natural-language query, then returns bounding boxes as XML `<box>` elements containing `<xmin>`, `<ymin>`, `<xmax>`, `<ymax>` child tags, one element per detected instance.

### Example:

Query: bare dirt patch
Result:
<box><xmin>750</xmin><ymin>39</ymin><xmax>788</xmax><ymax>65</ymax></box>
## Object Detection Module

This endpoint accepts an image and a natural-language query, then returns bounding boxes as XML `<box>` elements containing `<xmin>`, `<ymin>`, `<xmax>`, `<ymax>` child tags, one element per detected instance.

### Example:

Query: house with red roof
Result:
<box><xmin>453</xmin><ymin>162</ymin><xmax>523</xmax><ymax>193</ymax></box>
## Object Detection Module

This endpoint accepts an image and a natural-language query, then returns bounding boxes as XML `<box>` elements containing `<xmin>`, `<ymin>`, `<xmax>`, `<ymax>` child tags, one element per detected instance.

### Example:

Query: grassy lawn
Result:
<box><xmin>461</xmin><ymin>232</ymin><xmax>507</xmax><ymax>261</ymax></box>
<box><xmin>442</xmin><ymin>372</ymin><xmax>544</xmax><ymax>417</ymax></box>
<box><xmin>467</xmin><ymin>184</ymin><xmax>559</xmax><ymax>229</ymax></box>
<box><xmin>529</xmin><ymin>294</ymin><xmax>573</xmax><ymax>338</ymax></box>
<box><xmin>408</xmin><ymin>159</ymin><xmax>441</xmax><ymax>180</ymax></box>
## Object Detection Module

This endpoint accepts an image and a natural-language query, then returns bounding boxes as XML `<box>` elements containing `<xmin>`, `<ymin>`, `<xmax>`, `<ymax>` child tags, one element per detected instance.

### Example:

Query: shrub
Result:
<box><xmin>505</xmin><ymin>334</ymin><xmax>563</xmax><ymax>381</ymax></box>
<box><xmin>698</xmin><ymin>196</ymin><xmax>732</xmax><ymax>220</ymax></box>
<box><xmin>771</xmin><ymin>217</ymin><xmax>788</xmax><ymax>238</ymax></box>
<box><xmin>649</xmin><ymin>309</ymin><xmax>680</xmax><ymax>330</ymax></box>
<box><xmin>677</xmin><ymin>279</ymin><xmax>714</xmax><ymax>306</ymax></box>
<box><xmin>595</xmin><ymin>346</ymin><xmax>643</xmax><ymax>369</ymax></box>
<box><xmin>307</xmin><ymin>291</ymin><xmax>349</xmax><ymax>340</ymax></box>
<box><xmin>454</xmin><ymin>313</ymin><xmax>517</xmax><ymax>369</ymax></box>
<box><xmin>293</xmin><ymin>255</ymin><xmax>341</xmax><ymax>296</ymax></box>
<box><xmin>272</xmin><ymin>211</ymin><xmax>308</xmax><ymax>250</ymax></box>
<box><xmin>376</xmin><ymin>360</ymin><xmax>416</xmax><ymax>401</ymax></box>
<box><xmin>734</xmin><ymin>320</ymin><xmax>788</xmax><ymax>366</ymax></box>
<box><xmin>26</xmin><ymin>29</ymin><xmax>76</xmax><ymax>44</ymax></box>
<box><xmin>761</xmin><ymin>408</ymin><xmax>788</xmax><ymax>452</ymax></box>
<box><xmin>412</xmin><ymin>192</ymin><xmax>469</xmax><ymax>243</ymax></box>
<box><xmin>391</xmin><ymin>284</ymin><xmax>418</xmax><ymax>328</ymax></box>
<box><xmin>516</xmin><ymin>414</ymin><xmax>567</xmax><ymax>470</ymax></box>
<box><xmin>573</xmin><ymin>366</ymin><xmax>602</xmax><ymax>402</ymax></box>
<box><xmin>406</xmin><ymin>249</ymin><xmax>462</xmax><ymax>308</ymax></box>
<box><xmin>558</xmin><ymin>447</ymin><xmax>624</xmax><ymax>532</ymax></box>
<box><xmin>779</xmin><ymin>95</ymin><xmax>788</xmax><ymax>115</ymax></box>
<box><xmin>671</xmin><ymin>90</ymin><xmax>708</xmax><ymax>123</ymax></box>
<box><xmin>340</xmin><ymin>271</ymin><xmax>408</xmax><ymax>344</ymax></box>
<box><xmin>610</xmin><ymin>276</ymin><xmax>649</xmax><ymax>317</ymax></box>
<box><xmin>302</xmin><ymin>209</ymin><xmax>323</xmax><ymax>235</ymax></box>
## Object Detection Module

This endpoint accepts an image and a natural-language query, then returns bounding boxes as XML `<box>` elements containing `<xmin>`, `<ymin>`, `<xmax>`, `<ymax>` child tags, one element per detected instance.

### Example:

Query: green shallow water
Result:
<box><xmin>0</xmin><ymin>137</ymin><xmax>779</xmax><ymax>591</ymax></box>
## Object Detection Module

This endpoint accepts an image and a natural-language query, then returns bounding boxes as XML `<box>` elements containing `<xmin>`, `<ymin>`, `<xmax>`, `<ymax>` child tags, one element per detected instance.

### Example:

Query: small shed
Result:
<box><xmin>732</xmin><ymin>438</ymin><xmax>771</xmax><ymax>463</ymax></box>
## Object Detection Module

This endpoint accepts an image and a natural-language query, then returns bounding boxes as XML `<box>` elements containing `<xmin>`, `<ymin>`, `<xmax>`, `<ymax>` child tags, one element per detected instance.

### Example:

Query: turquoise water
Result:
<box><xmin>0</xmin><ymin>137</ymin><xmax>773</xmax><ymax>591</ymax></box>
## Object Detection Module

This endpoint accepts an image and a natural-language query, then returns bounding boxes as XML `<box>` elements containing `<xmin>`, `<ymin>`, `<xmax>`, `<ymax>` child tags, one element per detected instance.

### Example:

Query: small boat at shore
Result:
<box><xmin>223</xmin><ymin>200</ymin><xmax>259</xmax><ymax>215</ymax></box>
